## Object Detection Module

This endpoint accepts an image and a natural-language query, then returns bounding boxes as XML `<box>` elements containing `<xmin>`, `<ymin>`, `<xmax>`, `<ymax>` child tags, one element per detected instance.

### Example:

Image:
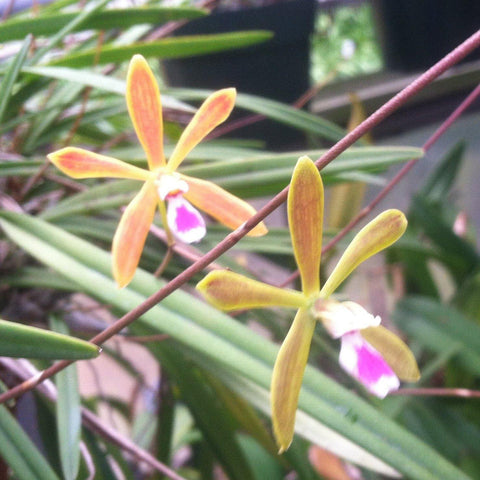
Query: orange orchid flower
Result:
<box><xmin>197</xmin><ymin>156</ymin><xmax>419</xmax><ymax>452</ymax></box>
<box><xmin>48</xmin><ymin>54</ymin><xmax>267</xmax><ymax>288</ymax></box>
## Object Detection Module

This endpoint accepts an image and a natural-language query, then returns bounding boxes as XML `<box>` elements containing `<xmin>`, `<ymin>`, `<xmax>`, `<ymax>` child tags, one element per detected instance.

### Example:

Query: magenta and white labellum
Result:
<box><xmin>166</xmin><ymin>194</ymin><xmax>206</xmax><ymax>243</ymax></box>
<box><xmin>316</xmin><ymin>300</ymin><xmax>381</xmax><ymax>339</ymax></box>
<box><xmin>339</xmin><ymin>331</ymin><xmax>400</xmax><ymax>398</ymax></box>
<box><xmin>156</xmin><ymin>173</ymin><xmax>206</xmax><ymax>243</ymax></box>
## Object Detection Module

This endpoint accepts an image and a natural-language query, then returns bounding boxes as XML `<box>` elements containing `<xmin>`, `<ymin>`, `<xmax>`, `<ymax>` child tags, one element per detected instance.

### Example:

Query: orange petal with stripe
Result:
<box><xmin>126</xmin><ymin>54</ymin><xmax>165</xmax><ymax>170</ymax></box>
<box><xmin>167</xmin><ymin>88</ymin><xmax>236</xmax><ymax>171</ymax></box>
<box><xmin>47</xmin><ymin>147</ymin><xmax>150</xmax><ymax>181</ymax></box>
<box><xmin>288</xmin><ymin>156</ymin><xmax>323</xmax><ymax>296</ymax></box>
<box><xmin>182</xmin><ymin>174</ymin><xmax>268</xmax><ymax>236</ymax></box>
<box><xmin>112</xmin><ymin>180</ymin><xmax>158</xmax><ymax>288</ymax></box>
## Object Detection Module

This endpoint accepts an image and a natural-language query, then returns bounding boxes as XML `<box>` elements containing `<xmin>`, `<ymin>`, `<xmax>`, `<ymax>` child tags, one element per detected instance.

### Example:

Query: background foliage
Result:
<box><xmin>0</xmin><ymin>1</ymin><xmax>479</xmax><ymax>479</ymax></box>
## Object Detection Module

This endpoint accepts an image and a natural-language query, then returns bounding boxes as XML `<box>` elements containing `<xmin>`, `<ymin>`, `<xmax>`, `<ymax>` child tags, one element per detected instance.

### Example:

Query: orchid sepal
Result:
<box><xmin>320</xmin><ymin>209</ymin><xmax>407</xmax><ymax>298</ymax></box>
<box><xmin>183</xmin><ymin>174</ymin><xmax>268</xmax><ymax>236</ymax></box>
<box><xmin>288</xmin><ymin>156</ymin><xmax>323</xmax><ymax>296</ymax></box>
<box><xmin>271</xmin><ymin>307</ymin><xmax>316</xmax><ymax>453</ymax></box>
<box><xmin>126</xmin><ymin>54</ymin><xmax>165</xmax><ymax>170</ymax></box>
<box><xmin>196</xmin><ymin>270</ymin><xmax>306</xmax><ymax>311</ymax></box>
<box><xmin>112</xmin><ymin>180</ymin><xmax>158</xmax><ymax>288</ymax></box>
<box><xmin>47</xmin><ymin>147</ymin><xmax>150</xmax><ymax>181</ymax></box>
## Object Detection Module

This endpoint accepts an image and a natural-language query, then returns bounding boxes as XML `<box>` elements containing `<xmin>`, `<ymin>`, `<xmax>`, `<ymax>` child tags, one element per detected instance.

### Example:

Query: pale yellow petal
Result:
<box><xmin>126</xmin><ymin>54</ymin><xmax>165</xmax><ymax>170</ymax></box>
<box><xmin>271</xmin><ymin>308</ymin><xmax>316</xmax><ymax>453</ymax></box>
<box><xmin>196</xmin><ymin>270</ymin><xmax>306</xmax><ymax>311</ymax></box>
<box><xmin>321</xmin><ymin>209</ymin><xmax>407</xmax><ymax>298</ymax></box>
<box><xmin>182</xmin><ymin>174</ymin><xmax>267</xmax><ymax>236</ymax></box>
<box><xmin>167</xmin><ymin>88</ymin><xmax>236</xmax><ymax>171</ymax></box>
<box><xmin>112</xmin><ymin>180</ymin><xmax>158</xmax><ymax>288</ymax></box>
<box><xmin>361</xmin><ymin>325</ymin><xmax>420</xmax><ymax>382</ymax></box>
<box><xmin>288</xmin><ymin>156</ymin><xmax>323</xmax><ymax>295</ymax></box>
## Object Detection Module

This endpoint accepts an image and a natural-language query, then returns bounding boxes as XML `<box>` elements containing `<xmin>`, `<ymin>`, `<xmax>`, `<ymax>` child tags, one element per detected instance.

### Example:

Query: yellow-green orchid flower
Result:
<box><xmin>197</xmin><ymin>156</ymin><xmax>419</xmax><ymax>453</ymax></box>
<box><xmin>48</xmin><ymin>54</ymin><xmax>267</xmax><ymax>288</ymax></box>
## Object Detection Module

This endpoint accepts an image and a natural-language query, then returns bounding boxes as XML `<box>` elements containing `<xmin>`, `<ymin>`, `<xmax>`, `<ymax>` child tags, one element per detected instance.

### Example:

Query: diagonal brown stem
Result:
<box><xmin>0</xmin><ymin>30</ymin><xmax>479</xmax><ymax>406</ymax></box>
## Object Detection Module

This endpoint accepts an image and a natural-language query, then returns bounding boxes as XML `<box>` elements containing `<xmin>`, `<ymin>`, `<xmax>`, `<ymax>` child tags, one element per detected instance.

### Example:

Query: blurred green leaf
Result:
<box><xmin>0</xmin><ymin>210</ymin><xmax>473</xmax><ymax>480</ymax></box>
<box><xmin>50</xmin><ymin>316</ymin><xmax>81</xmax><ymax>480</ymax></box>
<box><xmin>0</xmin><ymin>7</ymin><xmax>206</xmax><ymax>42</ymax></box>
<box><xmin>0</xmin><ymin>405</ymin><xmax>61</xmax><ymax>480</ymax></box>
<box><xmin>419</xmin><ymin>142</ymin><xmax>465</xmax><ymax>203</ymax></box>
<box><xmin>50</xmin><ymin>32</ymin><xmax>273</xmax><ymax>67</ymax></box>
<box><xmin>411</xmin><ymin>196</ymin><xmax>478</xmax><ymax>280</ymax></box>
<box><xmin>0</xmin><ymin>35</ymin><xmax>32</xmax><ymax>124</ymax></box>
<box><xmin>152</xmin><ymin>347</ymin><xmax>256</xmax><ymax>480</ymax></box>
<box><xmin>29</xmin><ymin>0</ymin><xmax>111</xmax><ymax>65</ymax></box>
<box><xmin>0</xmin><ymin>319</ymin><xmax>99</xmax><ymax>360</ymax></box>
<box><xmin>395</xmin><ymin>296</ymin><xmax>480</xmax><ymax>376</ymax></box>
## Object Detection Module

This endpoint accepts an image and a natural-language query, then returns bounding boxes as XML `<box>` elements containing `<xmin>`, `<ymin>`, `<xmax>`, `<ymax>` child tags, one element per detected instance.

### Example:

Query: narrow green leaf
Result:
<box><xmin>0</xmin><ymin>405</ymin><xmax>61</xmax><ymax>480</ymax></box>
<box><xmin>50</xmin><ymin>316</ymin><xmax>81</xmax><ymax>480</ymax></box>
<box><xmin>0</xmin><ymin>7</ymin><xmax>206</xmax><ymax>42</ymax></box>
<box><xmin>0</xmin><ymin>34</ymin><xmax>32</xmax><ymax>123</ymax></box>
<box><xmin>152</xmin><ymin>347</ymin><xmax>256</xmax><ymax>480</ymax></box>
<box><xmin>0</xmin><ymin>211</ymin><xmax>473</xmax><ymax>480</ymax></box>
<box><xmin>28</xmin><ymin>0</ymin><xmax>111</xmax><ymax>65</ymax></box>
<box><xmin>173</xmin><ymin>88</ymin><xmax>346</xmax><ymax>142</ymax></box>
<box><xmin>0</xmin><ymin>319</ymin><xmax>99</xmax><ymax>360</ymax></box>
<box><xmin>50</xmin><ymin>32</ymin><xmax>273</xmax><ymax>68</ymax></box>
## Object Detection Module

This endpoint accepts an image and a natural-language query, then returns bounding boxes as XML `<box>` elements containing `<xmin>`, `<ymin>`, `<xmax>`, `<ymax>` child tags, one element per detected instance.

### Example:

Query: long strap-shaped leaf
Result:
<box><xmin>0</xmin><ymin>35</ymin><xmax>32</xmax><ymax>124</ymax></box>
<box><xmin>0</xmin><ymin>211</ymin><xmax>473</xmax><ymax>480</ymax></box>
<box><xmin>0</xmin><ymin>7</ymin><xmax>206</xmax><ymax>43</ymax></box>
<box><xmin>0</xmin><ymin>405</ymin><xmax>61</xmax><ymax>480</ymax></box>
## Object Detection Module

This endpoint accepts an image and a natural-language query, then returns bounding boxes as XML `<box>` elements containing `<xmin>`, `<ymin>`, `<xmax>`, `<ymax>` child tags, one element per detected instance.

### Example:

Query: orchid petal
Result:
<box><xmin>182</xmin><ymin>174</ymin><xmax>268</xmax><ymax>236</ymax></box>
<box><xmin>166</xmin><ymin>194</ymin><xmax>206</xmax><ymax>243</ymax></box>
<box><xmin>288</xmin><ymin>156</ymin><xmax>323</xmax><ymax>296</ymax></box>
<box><xmin>112</xmin><ymin>180</ymin><xmax>157</xmax><ymax>288</ymax></box>
<box><xmin>321</xmin><ymin>209</ymin><xmax>407</xmax><ymax>298</ymax></box>
<box><xmin>361</xmin><ymin>326</ymin><xmax>420</xmax><ymax>382</ymax></box>
<box><xmin>47</xmin><ymin>147</ymin><xmax>150</xmax><ymax>181</ymax></box>
<box><xmin>167</xmin><ymin>88</ymin><xmax>236</xmax><ymax>171</ymax></box>
<box><xmin>339</xmin><ymin>331</ymin><xmax>400</xmax><ymax>398</ymax></box>
<box><xmin>197</xmin><ymin>270</ymin><xmax>306</xmax><ymax>311</ymax></box>
<box><xmin>313</xmin><ymin>300</ymin><xmax>380</xmax><ymax>339</ymax></box>
<box><xmin>126</xmin><ymin>54</ymin><xmax>165</xmax><ymax>170</ymax></box>
<box><xmin>271</xmin><ymin>308</ymin><xmax>316</xmax><ymax>453</ymax></box>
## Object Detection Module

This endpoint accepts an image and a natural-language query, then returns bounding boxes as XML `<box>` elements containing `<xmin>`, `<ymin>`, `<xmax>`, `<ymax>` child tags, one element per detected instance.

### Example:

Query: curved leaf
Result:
<box><xmin>0</xmin><ymin>319</ymin><xmax>99</xmax><ymax>360</ymax></box>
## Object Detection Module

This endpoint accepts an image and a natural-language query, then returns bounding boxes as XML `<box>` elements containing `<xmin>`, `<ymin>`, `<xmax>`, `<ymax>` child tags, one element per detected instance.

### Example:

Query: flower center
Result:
<box><xmin>155</xmin><ymin>173</ymin><xmax>188</xmax><ymax>200</ymax></box>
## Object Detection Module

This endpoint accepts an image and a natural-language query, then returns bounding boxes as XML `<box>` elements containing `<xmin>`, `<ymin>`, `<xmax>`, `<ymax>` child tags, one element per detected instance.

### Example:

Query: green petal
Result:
<box><xmin>271</xmin><ymin>308</ymin><xmax>316</xmax><ymax>453</ymax></box>
<box><xmin>197</xmin><ymin>270</ymin><xmax>306</xmax><ymax>311</ymax></box>
<box><xmin>361</xmin><ymin>325</ymin><xmax>420</xmax><ymax>382</ymax></box>
<box><xmin>321</xmin><ymin>209</ymin><xmax>407</xmax><ymax>297</ymax></box>
<box><xmin>288</xmin><ymin>156</ymin><xmax>323</xmax><ymax>296</ymax></box>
